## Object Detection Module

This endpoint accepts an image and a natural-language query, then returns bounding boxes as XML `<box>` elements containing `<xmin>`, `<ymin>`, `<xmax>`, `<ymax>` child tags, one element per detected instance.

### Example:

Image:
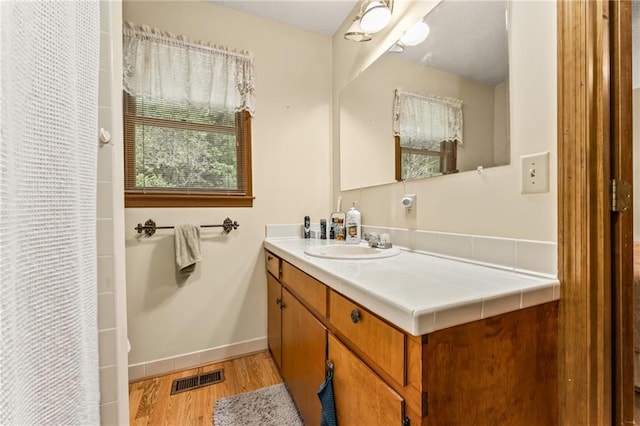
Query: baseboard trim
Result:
<box><xmin>128</xmin><ymin>337</ymin><xmax>267</xmax><ymax>382</ymax></box>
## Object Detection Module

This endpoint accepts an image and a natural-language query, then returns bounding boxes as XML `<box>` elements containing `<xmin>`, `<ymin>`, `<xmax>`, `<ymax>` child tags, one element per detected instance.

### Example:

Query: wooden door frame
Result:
<box><xmin>557</xmin><ymin>0</ymin><xmax>633</xmax><ymax>424</ymax></box>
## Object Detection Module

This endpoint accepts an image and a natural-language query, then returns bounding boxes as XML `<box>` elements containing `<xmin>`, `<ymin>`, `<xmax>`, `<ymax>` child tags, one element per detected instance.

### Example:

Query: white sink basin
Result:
<box><xmin>304</xmin><ymin>244</ymin><xmax>400</xmax><ymax>260</ymax></box>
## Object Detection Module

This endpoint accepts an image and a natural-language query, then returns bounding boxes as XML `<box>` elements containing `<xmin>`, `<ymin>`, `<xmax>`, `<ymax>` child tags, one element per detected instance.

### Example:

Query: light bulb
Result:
<box><xmin>400</xmin><ymin>21</ymin><xmax>430</xmax><ymax>47</ymax></box>
<box><xmin>359</xmin><ymin>1</ymin><xmax>391</xmax><ymax>34</ymax></box>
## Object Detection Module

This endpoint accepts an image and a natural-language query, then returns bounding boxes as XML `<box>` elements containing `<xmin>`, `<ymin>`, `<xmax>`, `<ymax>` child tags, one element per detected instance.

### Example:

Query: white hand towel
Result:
<box><xmin>174</xmin><ymin>224</ymin><xmax>201</xmax><ymax>275</ymax></box>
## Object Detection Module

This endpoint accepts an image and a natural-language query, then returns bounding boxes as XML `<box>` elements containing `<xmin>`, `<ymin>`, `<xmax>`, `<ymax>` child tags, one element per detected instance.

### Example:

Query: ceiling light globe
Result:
<box><xmin>359</xmin><ymin>1</ymin><xmax>392</xmax><ymax>33</ymax></box>
<box><xmin>400</xmin><ymin>21</ymin><xmax>430</xmax><ymax>47</ymax></box>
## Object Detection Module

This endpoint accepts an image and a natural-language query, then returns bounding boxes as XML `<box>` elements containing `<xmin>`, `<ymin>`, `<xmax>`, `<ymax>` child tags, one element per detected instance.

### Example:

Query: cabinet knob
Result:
<box><xmin>350</xmin><ymin>309</ymin><xmax>361</xmax><ymax>324</ymax></box>
<box><xmin>276</xmin><ymin>297</ymin><xmax>281</xmax><ymax>306</ymax></box>
<box><xmin>267</xmin><ymin>255</ymin><xmax>273</xmax><ymax>261</ymax></box>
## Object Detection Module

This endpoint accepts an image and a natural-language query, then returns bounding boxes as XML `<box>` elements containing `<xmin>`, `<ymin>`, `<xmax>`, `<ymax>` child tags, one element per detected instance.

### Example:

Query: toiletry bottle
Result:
<box><xmin>329</xmin><ymin>218</ymin><xmax>335</xmax><ymax>239</ymax></box>
<box><xmin>345</xmin><ymin>202</ymin><xmax>361</xmax><ymax>244</ymax></box>
<box><xmin>320</xmin><ymin>219</ymin><xmax>327</xmax><ymax>239</ymax></box>
<box><xmin>304</xmin><ymin>216</ymin><xmax>310</xmax><ymax>239</ymax></box>
<box><xmin>335</xmin><ymin>218</ymin><xmax>344</xmax><ymax>241</ymax></box>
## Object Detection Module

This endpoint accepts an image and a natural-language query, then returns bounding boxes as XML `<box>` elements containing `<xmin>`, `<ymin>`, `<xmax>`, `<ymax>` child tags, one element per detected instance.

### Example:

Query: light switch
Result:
<box><xmin>521</xmin><ymin>152</ymin><xmax>550</xmax><ymax>194</ymax></box>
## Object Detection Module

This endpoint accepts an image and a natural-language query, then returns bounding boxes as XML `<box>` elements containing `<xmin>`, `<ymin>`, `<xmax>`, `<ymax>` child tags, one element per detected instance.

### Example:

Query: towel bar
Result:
<box><xmin>134</xmin><ymin>217</ymin><xmax>240</xmax><ymax>237</ymax></box>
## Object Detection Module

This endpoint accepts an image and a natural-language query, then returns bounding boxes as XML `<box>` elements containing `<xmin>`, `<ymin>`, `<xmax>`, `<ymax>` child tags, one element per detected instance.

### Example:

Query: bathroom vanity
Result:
<box><xmin>264</xmin><ymin>238</ymin><xmax>559</xmax><ymax>426</ymax></box>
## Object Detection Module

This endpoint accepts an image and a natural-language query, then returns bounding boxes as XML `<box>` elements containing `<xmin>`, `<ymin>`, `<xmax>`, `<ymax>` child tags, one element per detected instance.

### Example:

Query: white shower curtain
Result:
<box><xmin>0</xmin><ymin>2</ymin><xmax>101</xmax><ymax>425</ymax></box>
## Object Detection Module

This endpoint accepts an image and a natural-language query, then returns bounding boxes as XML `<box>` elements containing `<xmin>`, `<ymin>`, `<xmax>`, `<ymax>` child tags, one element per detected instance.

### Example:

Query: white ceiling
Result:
<box><xmin>209</xmin><ymin>0</ymin><xmax>509</xmax><ymax>87</ymax></box>
<box><xmin>208</xmin><ymin>0</ymin><xmax>358</xmax><ymax>36</ymax></box>
<box><xmin>397</xmin><ymin>1</ymin><xmax>509</xmax><ymax>86</ymax></box>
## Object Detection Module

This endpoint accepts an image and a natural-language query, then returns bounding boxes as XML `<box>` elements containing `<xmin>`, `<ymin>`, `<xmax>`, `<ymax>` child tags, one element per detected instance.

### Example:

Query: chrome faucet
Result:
<box><xmin>365</xmin><ymin>232</ymin><xmax>393</xmax><ymax>249</ymax></box>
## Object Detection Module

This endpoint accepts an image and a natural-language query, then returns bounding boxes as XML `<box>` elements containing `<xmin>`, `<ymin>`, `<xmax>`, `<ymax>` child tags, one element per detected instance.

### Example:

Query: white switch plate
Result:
<box><xmin>521</xmin><ymin>152</ymin><xmax>550</xmax><ymax>194</ymax></box>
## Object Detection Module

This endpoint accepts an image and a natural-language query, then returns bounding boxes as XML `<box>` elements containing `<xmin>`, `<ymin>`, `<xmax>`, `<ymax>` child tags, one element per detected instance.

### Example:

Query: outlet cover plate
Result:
<box><xmin>521</xmin><ymin>152</ymin><xmax>550</xmax><ymax>194</ymax></box>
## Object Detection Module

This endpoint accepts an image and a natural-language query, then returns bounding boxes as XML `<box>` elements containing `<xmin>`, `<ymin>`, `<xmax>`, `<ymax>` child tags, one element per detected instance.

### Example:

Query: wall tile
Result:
<box><xmin>99</xmin><ymin>366</ymin><xmax>118</xmax><ymax>404</ymax></box>
<box><xmin>98</xmin><ymin>255</ymin><xmax>114</xmax><ymax>293</ymax></box>
<box><xmin>128</xmin><ymin>364</ymin><xmax>146</xmax><ymax>382</ymax></box>
<box><xmin>99</xmin><ymin>329</ymin><xmax>117</xmax><ymax>367</ymax></box>
<box><xmin>145</xmin><ymin>358</ymin><xmax>175</xmax><ymax>377</ymax></box>
<box><xmin>98</xmin><ymin>293</ymin><xmax>116</xmax><ymax>330</ymax></box>
<box><xmin>99</xmin><ymin>1</ymin><xmax>111</xmax><ymax>34</ymax></box>
<box><xmin>515</xmin><ymin>240</ymin><xmax>557</xmax><ymax>276</ymax></box>
<box><xmin>97</xmin><ymin>219</ymin><xmax>114</xmax><ymax>256</ymax></box>
<box><xmin>414</xmin><ymin>231</ymin><xmax>439</xmax><ymax>253</ymax></box>
<box><xmin>99</xmin><ymin>402</ymin><xmax>118</xmax><ymax>426</ymax></box>
<box><xmin>438</xmin><ymin>233</ymin><xmax>473</xmax><ymax>260</ymax></box>
<box><xmin>247</xmin><ymin>338</ymin><xmax>268</xmax><ymax>353</ymax></box>
<box><xmin>521</xmin><ymin>286</ymin><xmax>554</xmax><ymax>308</ymax></box>
<box><xmin>173</xmin><ymin>352</ymin><xmax>202</xmax><ymax>371</ymax></box>
<box><xmin>482</xmin><ymin>293</ymin><xmax>521</xmax><ymax>319</ymax></box>
<box><xmin>472</xmin><ymin>236</ymin><xmax>516</xmax><ymax>269</ymax></box>
<box><xmin>200</xmin><ymin>342</ymin><xmax>249</xmax><ymax>365</ymax></box>
<box><xmin>99</xmin><ymin>32</ymin><xmax>112</xmax><ymax>71</ymax></box>
<box><xmin>265</xmin><ymin>224</ymin><xmax>303</xmax><ymax>238</ymax></box>
<box><xmin>98</xmin><ymin>69</ymin><xmax>112</xmax><ymax>108</ymax></box>
<box><xmin>434</xmin><ymin>302</ymin><xmax>482</xmax><ymax>330</ymax></box>
<box><xmin>97</xmin><ymin>182</ymin><xmax>113</xmax><ymax>219</ymax></box>
<box><xmin>97</xmin><ymin>143</ymin><xmax>113</xmax><ymax>183</ymax></box>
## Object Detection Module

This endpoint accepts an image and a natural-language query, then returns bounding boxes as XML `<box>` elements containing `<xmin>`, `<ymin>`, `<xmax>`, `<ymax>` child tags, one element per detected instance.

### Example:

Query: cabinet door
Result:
<box><xmin>328</xmin><ymin>334</ymin><xmax>404</xmax><ymax>426</ymax></box>
<box><xmin>282</xmin><ymin>288</ymin><xmax>326</xmax><ymax>426</ymax></box>
<box><xmin>267</xmin><ymin>273</ymin><xmax>282</xmax><ymax>370</ymax></box>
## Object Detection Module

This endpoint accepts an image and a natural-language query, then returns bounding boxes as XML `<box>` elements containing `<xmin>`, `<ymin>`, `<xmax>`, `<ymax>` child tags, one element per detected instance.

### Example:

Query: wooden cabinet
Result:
<box><xmin>281</xmin><ymin>287</ymin><xmax>326</xmax><ymax>426</ymax></box>
<box><xmin>265</xmin><ymin>251</ymin><xmax>326</xmax><ymax>426</ymax></box>
<box><xmin>266</xmin><ymin>273</ymin><xmax>282</xmax><ymax>369</ymax></box>
<box><xmin>265</xmin><ymin>249</ymin><xmax>558</xmax><ymax>426</ymax></box>
<box><xmin>329</xmin><ymin>333</ymin><xmax>404</xmax><ymax>426</ymax></box>
<box><xmin>329</xmin><ymin>290</ymin><xmax>405</xmax><ymax>386</ymax></box>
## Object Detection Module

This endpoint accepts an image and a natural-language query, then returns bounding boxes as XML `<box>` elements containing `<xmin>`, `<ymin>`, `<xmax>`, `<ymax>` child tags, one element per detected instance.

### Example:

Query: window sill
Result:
<box><xmin>125</xmin><ymin>192</ymin><xmax>254</xmax><ymax>208</ymax></box>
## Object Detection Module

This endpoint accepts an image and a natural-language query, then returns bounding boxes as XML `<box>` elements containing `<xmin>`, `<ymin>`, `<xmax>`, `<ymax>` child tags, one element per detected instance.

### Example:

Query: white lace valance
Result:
<box><xmin>123</xmin><ymin>21</ymin><xmax>255</xmax><ymax>115</ymax></box>
<box><xmin>393</xmin><ymin>89</ymin><xmax>463</xmax><ymax>149</ymax></box>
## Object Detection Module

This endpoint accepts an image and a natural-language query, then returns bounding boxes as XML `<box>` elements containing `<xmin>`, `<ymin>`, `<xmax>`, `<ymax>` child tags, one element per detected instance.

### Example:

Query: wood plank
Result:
<box><xmin>609</xmin><ymin>1</ymin><xmax>635</xmax><ymax>424</ymax></box>
<box><xmin>128</xmin><ymin>352</ymin><xmax>282</xmax><ymax>426</ymax></box>
<box><xmin>557</xmin><ymin>0</ymin><xmax>613</xmax><ymax>424</ymax></box>
<box><xmin>281</xmin><ymin>288</ymin><xmax>326</xmax><ymax>426</ymax></box>
<box><xmin>281</xmin><ymin>261</ymin><xmax>327</xmax><ymax>317</ymax></box>
<box><xmin>329</xmin><ymin>290</ymin><xmax>405</xmax><ymax>387</ymax></box>
<box><xmin>424</xmin><ymin>302</ymin><xmax>558</xmax><ymax>425</ymax></box>
<box><xmin>265</xmin><ymin>250</ymin><xmax>281</xmax><ymax>279</ymax></box>
<box><xmin>267</xmin><ymin>273</ymin><xmax>283</xmax><ymax>369</ymax></box>
<box><xmin>328</xmin><ymin>333</ymin><xmax>404</xmax><ymax>426</ymax></box>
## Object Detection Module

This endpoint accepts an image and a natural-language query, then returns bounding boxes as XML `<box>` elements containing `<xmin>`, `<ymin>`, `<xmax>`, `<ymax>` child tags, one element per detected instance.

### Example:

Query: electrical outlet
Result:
<box><xmin>521</xmin><ymin>152</ymin><xmax>550</xmax><ymax>194</ymax></box>
<box><xmin>403</xmin><ymin>194</ymin><xmax>416</xmax><ymax>216</ymax></box>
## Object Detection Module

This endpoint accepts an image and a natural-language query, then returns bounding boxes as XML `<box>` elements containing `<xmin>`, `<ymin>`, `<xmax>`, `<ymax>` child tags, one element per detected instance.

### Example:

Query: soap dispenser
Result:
<box><xmin>345</xmin><ymin>202</ymin><xmax>361</xmax><ymax>244</ymax></box>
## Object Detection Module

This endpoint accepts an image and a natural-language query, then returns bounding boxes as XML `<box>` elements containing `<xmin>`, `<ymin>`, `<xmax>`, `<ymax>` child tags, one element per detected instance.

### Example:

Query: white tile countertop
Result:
<box><xmin>264</xmin><ymin>237</ymin><xmax>559</xmax><ymax>336</ymax></box>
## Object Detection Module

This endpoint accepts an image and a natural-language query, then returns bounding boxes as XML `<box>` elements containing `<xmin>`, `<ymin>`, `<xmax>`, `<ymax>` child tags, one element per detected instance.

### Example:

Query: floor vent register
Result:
<box><xmin>170</xmin><ymin>369</ymin><xmax>225</xmax><ymax>395</ymax></box>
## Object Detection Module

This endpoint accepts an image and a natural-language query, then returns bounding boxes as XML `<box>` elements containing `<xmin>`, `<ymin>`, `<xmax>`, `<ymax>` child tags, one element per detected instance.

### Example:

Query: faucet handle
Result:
<box><xmin>365</xmin><ymin>232</ymin><xmax>381</xmax><ymax>247</ymax></box>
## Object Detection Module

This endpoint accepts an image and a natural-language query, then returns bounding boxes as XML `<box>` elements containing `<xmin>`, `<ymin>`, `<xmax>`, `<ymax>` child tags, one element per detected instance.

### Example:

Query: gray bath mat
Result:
<box><xmin>213</xmin><ymin>383</ymin><xmax>303</xmax><ymax>426</ymax></box>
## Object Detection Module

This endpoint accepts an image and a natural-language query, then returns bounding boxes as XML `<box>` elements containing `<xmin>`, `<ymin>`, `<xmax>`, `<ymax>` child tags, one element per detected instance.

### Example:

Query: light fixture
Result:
<box><xmin>359</xmin><ymin>1</ymin><xmax>392</xmax><ymax>34</ymax></box>
<box><xmin>388</xmin><ymin>42</ymin><xmax>405</xmax><ymax>53</ymax></box>
<box><xmin>399</xmin><ymin>21</ymin><xmax>430</xmax><ymax>47</ymax></box>
<box><xmin>344</xmin><ymin>0</ymin><xmax>393</xmax><ymax>42</ymax></box>
<box><xmin>344</xmin><ymin>17</ymin><xmax>372</xmax><ymax>42</ymax></box>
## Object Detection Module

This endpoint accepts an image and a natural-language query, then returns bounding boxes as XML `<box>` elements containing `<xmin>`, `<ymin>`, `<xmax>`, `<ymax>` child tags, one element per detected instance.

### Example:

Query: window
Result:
<box><xmin>122</xmin><ymin>22</ymin><xmax>255</xmax><ymax>207</ymax></box>
<box><xmin>393</xmin><ymin>90</ymin><xmax>463</xmax><ymax>181</ymax></box>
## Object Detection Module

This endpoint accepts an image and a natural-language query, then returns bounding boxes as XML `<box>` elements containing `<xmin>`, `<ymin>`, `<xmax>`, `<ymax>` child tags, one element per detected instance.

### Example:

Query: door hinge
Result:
<box><xmin>402</xmin><ymin>416</ymin><xmax>411</xmax><ymax>426</ymax></box>
<box><xmin>610</xmin><ymin>179</ymin><xmax>631</xmax><ymax>212</ymax></box>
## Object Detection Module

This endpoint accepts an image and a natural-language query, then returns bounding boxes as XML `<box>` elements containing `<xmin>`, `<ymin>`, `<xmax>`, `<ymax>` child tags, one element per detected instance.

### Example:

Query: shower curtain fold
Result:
<box><xmin>0</xmin><ymin>2</ymin><xmax>101</xmax><ymax>424</ymax></box>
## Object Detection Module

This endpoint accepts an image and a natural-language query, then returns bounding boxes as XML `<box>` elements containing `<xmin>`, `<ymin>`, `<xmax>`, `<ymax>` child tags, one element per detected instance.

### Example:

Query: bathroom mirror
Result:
<box><xmin>340</xmin><ymin>0</ymin><xmax>510</xmax><ymax>190</ymax></box>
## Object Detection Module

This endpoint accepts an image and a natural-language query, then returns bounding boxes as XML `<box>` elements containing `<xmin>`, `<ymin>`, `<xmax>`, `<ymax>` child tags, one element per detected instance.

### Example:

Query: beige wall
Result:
<box><xmin>493</xmin><ymin>79</ymin><xmax>510</xmax><ymax>166</ymax></box>
<box><xmin>336</xmin><ymin>1</ymin><xmax>557</xmax><ymax>241</ymax></box>
<box><xmin>123</xmin><ymin>1</ymin><xmax>332</xmax><ymax>365</ymax></box>
<box><xmin>340</xmin><ymin>53</ymin><xmax>498</xmax><ymax>190</ymax></box>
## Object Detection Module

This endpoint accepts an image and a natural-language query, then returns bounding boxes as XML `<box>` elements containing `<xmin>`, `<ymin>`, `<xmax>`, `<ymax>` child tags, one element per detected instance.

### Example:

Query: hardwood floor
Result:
<box><xmin>129</xmin><ymin>351</ymin><xmax>283</xmax><ymax>426</ymax></box>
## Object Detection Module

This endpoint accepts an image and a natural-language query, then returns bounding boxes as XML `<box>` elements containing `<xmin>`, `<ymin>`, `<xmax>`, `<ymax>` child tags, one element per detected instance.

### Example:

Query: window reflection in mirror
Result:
<box><xmin>339</xmin><ymin>0</ymin><xmax>510</xmax><ymax>190</ymax></box>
